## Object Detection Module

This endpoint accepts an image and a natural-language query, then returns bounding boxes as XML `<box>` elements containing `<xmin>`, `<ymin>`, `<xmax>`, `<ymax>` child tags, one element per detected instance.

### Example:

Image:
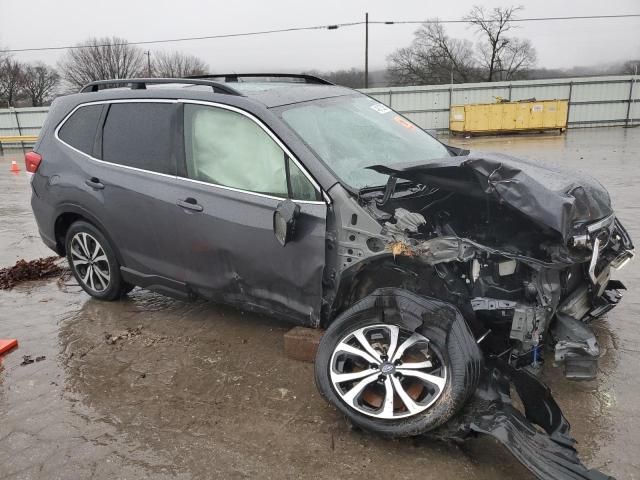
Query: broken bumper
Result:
<box><xmin>553</xmin><ymin>217</ymin><xmax>632</xmax><ymax>380</ymax></box>
<box><xmin>553</xmin><ymin>278</ymin><xmax>627</xmax><ymax>380</ymax></box>
<box><xmin>440</xmin><ymin>358</ymin><xmax>613</xmax><ymax>480</ymax></box>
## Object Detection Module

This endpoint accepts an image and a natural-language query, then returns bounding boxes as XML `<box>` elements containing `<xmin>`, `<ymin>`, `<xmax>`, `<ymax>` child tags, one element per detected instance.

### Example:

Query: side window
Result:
<box><xmin>184</xmin><ymin>104</ymin><xmax>319</xmax><ymax>200</ymax></box>
<box><xmin>288</xmin><ymin>159</ymin><xmax>320</xmax><ymax>201</ymax></box>
<box><xmin>101</xmin><ymin>103</ymin><xmax>176</xmax><ymax>175</ymax></box>
<box><xmin>58</xmin><ymin>104</ymin><xmax>103</xmax><ymax>155</ymax></box>
<box><xmin>184</xmin><ymin>104</ymin><xmax>286</xmax><ymax>196</ymax></box>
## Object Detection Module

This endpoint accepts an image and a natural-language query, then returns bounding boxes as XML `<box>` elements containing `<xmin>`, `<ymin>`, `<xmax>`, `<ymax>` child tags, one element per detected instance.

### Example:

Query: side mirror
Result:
<box><xmin>273</xmin><ymin>199</ymin><xmax>300</xmax><ymax>246</ymax></box>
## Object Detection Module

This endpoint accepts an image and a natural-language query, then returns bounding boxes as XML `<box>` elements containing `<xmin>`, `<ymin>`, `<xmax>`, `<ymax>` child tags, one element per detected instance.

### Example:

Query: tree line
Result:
<box><xmin>58</xmin><ymin>37</ymin><xmax>208</xmax><ymax>91</ymax></box>
<box><xmin>0</xmin><ymin>56</ymin><xmax>59</xmax><ymax>107</ymax></box>
<box><xmin>387</xmin><ymin>6</ymin><xmax>538</xmax><ymax>85</ymax></box>
<box><xmin>0</xmin><ymin>38</ymin><xmax>209</xmax><ymax>107</ymax></box>
<box><xmin>312</xmin><ymin>5</ymin><xmax>638</xmax><ymax>88</ymax></box>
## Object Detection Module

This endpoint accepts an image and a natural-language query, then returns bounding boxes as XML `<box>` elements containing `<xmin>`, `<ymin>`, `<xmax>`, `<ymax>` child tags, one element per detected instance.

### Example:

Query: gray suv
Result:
<box><xmin>28</xmin><ymin>74</ymin><xmax>632</xmax><ymax>478</ymax></box>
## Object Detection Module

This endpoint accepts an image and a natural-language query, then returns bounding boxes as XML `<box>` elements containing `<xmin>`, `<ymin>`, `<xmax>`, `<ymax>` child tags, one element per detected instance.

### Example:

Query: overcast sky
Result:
<box><xmin>1</xmin><ymin>0</ymin><xmax>639</xmax><ymax>73</ymax></box>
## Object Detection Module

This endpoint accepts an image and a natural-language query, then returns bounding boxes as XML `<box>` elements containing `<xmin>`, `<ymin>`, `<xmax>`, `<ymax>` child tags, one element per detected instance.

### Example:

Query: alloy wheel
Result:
<box><xmin>70</xmin><ymin>232</ymin><xmax>111</xmax><ymax>292</ymax></box>
<box><xmin>329</xmin><ymin>324</ymin><xmax>447</xmax><ymax>419</ymax></box>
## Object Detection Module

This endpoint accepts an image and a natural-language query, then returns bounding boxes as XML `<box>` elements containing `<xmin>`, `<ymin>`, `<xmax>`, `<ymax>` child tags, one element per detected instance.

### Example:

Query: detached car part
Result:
<box><xmin>456</xmin><ymin>357</ymin><xmax>612</xmax><ymax>480</ymax></box>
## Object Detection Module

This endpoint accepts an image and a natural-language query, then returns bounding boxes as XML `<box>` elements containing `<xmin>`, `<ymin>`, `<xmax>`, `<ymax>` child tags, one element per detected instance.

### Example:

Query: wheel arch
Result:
<box><xmin>53</xmin><ymin>204</ymin><xmax>124</xmax><ymax>265</ymax></box>
<box><xmin>326</xmin><ymin>255</ymin><xmax>483</xmax><ymax>336</ymax></box>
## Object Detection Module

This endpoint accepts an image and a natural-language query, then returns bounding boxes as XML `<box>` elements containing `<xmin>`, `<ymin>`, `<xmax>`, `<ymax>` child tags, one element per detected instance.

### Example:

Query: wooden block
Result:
<box><xmin>283</xmin><ymin>327</ymin><xmax>324</xmax><ymax>363</ymax></box>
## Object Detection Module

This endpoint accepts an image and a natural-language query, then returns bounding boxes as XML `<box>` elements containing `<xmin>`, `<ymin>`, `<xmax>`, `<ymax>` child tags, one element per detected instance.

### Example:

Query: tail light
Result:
<box><xmin>25</xmin><ymin>151</ymin><xmax>42</xmax><ymax>173</ymax></box>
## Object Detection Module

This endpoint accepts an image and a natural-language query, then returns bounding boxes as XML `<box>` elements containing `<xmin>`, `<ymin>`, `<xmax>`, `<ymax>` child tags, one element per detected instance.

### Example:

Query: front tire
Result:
<box><xmin>315</xmin><ymin>290</ymin><xmax>481</xmax><ymax>437</ymax></box>
<box><xmin>65</xmin><ymin>220</ymin><xmax>130</xmax><ymax>301</ymax></box>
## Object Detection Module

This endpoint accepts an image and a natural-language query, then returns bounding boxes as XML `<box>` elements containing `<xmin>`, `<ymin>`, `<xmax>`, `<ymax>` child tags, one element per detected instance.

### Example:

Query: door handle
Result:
<box><xmin>85</xmin><ymin>177</ymin><xmax>104</xmax><ymax>189</ymax></box>
<box><xmin>177</xmin><ymin>197</ymin><xmax>203</xmax><ymax>212</ymax></box>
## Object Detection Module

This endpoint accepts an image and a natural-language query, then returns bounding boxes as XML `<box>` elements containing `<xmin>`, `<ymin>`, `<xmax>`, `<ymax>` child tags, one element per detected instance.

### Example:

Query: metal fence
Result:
<box><xmin>361</xmin><ymin>74</ymin><xmax>639</xmax><ymax>131</ymax></box>
<box><xmin>0</xmin><ymin>107</ymin><xmax>50</xmax><ymax>138</ymax></box>
<box><xmin>0</xmin><ymin>75</ymin><xmax>637</xmax><ymax>136</ymax></box>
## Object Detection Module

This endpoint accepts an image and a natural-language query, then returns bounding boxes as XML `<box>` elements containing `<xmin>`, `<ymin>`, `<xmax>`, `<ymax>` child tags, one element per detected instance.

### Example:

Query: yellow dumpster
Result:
<box><xmin>0</xmin><ymin>135</ymin><xmax>39</xmax><ymax>144</ymax></box>
<box><xmin>449</xmin><ymin>100</ymin><xmax>568</xmax><ymax>135</ymax></box>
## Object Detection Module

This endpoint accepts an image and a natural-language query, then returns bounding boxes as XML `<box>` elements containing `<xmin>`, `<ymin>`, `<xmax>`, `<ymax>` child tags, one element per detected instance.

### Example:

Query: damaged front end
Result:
<box><xmin>359</xmin><ymin>152</ymin><xmax>633</xmax><ymax>381</ymax></box>
<box><xmin>324</xmin><ymin>152</ymin><xmax>634</xmax><ymax>479</ymax></box>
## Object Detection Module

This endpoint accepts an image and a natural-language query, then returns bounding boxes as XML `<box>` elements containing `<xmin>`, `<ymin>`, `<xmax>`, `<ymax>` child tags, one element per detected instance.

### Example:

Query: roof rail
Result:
<box><xmin>188</xmin><ymin>73</ymin><xmax>333</xmax><ymax>85</ymax></box>
<box><xmin>79</xmin><ymin>78</ymin><xmax>242</xmax><ymax>95</ymax></box>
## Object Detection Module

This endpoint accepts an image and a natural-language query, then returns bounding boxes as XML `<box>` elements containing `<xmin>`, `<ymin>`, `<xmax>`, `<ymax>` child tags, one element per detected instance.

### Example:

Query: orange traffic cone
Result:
<box><xmin>10</xmin><ymin>160</ymin><xmax>20</xmax><ymax>172</ymax></box>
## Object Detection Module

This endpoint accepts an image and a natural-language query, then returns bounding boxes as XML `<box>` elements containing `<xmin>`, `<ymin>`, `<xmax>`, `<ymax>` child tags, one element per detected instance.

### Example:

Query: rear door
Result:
<box><xmin>172</xmin><ymin>101</ymin><xmax>327</xmax><ymax>325</ymax></box>
<box><xmin>93</xmin><ymin>100</ymin><xmax>188</xmax><ymax>290</ymax></box>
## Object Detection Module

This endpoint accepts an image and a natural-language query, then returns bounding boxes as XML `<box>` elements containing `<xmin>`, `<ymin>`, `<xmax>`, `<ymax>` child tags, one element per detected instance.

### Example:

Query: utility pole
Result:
<box><xmin>364</xmin><ymin>12</ymin><xmax>369</xmax><ymax>89</ymax></box>
<box><xmin>630</xmin><ymin>64</ymin><xmax>637</xmax><ymax>126</ymax></box>
<box><xmin>144</xmin><ymin>50</ymin><xmax>152</xmax><ymax>77</ymax></box>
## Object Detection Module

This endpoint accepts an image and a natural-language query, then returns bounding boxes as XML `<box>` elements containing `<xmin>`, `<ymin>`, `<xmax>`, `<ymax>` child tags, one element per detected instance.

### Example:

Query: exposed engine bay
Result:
<box><xmin>343</xmin><ymin>152</ymin><xmax>634</xmax><ymax>380</ymax></box>
<box><xmin>322</xmin><ymin>151</ymin><xmax>635</xmax><ymax>479</ymax></box>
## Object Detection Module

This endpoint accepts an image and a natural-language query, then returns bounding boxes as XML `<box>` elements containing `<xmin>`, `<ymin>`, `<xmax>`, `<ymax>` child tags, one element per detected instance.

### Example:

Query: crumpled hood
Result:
<box><xmin>369</xmin><ymin>152</ymin><xmax>613</xmax><ymax>242</ymax></box>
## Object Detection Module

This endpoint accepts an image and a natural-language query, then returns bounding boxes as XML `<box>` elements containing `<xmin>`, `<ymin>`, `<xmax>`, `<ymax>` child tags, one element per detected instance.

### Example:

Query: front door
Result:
<box><xmin>173</xmin><ymin>102</ymin><xmax>327</xmax><ymax>325</ymax></box>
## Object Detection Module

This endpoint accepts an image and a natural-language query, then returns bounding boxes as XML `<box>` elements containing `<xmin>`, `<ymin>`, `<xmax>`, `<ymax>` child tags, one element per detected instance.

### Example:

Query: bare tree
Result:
<box><xmin>465</xmin><ymin>6</ymin><xmax>536</xmax><ymax>82</ymax></box>
<box><xmin>620</xmin><ymin>60</ymin><xmax>639</xmax><ymax>75</ymax></box>
<box><xmin>58</xmin><ymin>37</ymin><xmax>145</xmax><ymax>90</ymax></box>
<box><xmin>305</xmin><ymin>68</ymin><xmax>365</xmax><ymax>88</ymax></box>
<box><xmin>22</xmin><ymin>63</ymin><xmax>60</xmax><ymax>106</ymax></box>
<box><xmin>0</xmin><ymin>57</ymin><xmax>24</xmax><ymax>107</ymax></box>
<box><xmin>0</xmin><ymin>47</ymin><xmax>9</xmax><ymax>66</ymax></box>
<box><xmin>494</xmin><ymin>38</ymin><xmax>537</xmax><ymax>80</ymax></box>
<box><xmin>324</xmin><ymin>68</ymin><xmax>366</xmax><ymax>88</ymax></box>
<box><xmin>388</xmin><ymin>21</ymin><xmax>478</xmax><ymax>85</ymax></box>
<box><xmin>151</xmin><ymin>51</ymin><xmax>208</xmax><ymax>77</ymax></box>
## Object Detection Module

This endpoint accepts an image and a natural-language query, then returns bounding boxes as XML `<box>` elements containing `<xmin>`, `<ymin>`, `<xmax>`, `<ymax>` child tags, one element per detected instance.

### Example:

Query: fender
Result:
<box><xmin>327</xmin><ymin>256</ymin><xmax>484</xmax><ymax>337</ymax></box>
<box><xmin>53</xmin><ymin>202</ymin><xmax>125</xmax><ymax>266</ymax></box>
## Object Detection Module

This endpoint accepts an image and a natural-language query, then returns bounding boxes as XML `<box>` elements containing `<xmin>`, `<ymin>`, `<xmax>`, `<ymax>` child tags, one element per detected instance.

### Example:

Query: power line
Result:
<box><xmin>375</xmin><ymin>13</ymin><xmax>640</xmax><ymax>25</ymax></box>
<box><xmin>1</xmin><ymin>14</ymin><xmax>639</xmax><ymax>54</ymax></box>
<box><xmin>0</xmin><ymin>22</ymin><xmax>362</xmax><ymax>53</ymax></box>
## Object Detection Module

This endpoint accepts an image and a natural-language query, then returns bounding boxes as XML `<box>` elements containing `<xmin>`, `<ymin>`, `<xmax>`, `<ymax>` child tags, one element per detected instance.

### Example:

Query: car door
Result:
<box><xmin>91</xmin><ymin>100</ymin><xmax>190</xmax><ymax>291</ymax></box>
<box><xmin>172</xmin><ymin>101</ymin><xmax>327</xmax><ymax>326</ymax></box>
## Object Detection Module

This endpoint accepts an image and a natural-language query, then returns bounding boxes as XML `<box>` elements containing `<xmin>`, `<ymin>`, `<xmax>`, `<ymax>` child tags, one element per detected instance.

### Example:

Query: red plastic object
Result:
<box><xmin>0</xmin><ymin>339</ymin><xmax>18</xmax><ymax>355</ymax></box>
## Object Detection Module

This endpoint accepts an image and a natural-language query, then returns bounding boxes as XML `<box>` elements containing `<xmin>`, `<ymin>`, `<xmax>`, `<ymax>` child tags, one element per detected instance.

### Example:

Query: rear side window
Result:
<box><xmin>102</xmin><ymin>103</ymin><xmax>176</xmax><ymax>175</ymax></box>
<box><xmin>58</xmin><ymin>104</ymin><xmax>103</xmax><ymax>155</ymax></box>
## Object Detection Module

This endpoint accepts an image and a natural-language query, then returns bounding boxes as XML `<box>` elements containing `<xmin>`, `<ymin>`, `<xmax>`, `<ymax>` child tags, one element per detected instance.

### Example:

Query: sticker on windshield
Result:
<box><xmin>370</xmin><ymin>103</ymin><xmax>391</xmax><ymax>114</ymax></box>
<box><xmin>393</xmin><ymin>115</ymin><xmax>416</xmax><ymax>130</ymax></box>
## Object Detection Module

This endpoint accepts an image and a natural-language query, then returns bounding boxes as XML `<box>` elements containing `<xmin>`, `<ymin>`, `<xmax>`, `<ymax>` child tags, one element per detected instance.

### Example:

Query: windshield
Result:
<box><xmin>279</xmin><ymin>94</ymin><xmax>450</xmax><ymax>189</ymax></box>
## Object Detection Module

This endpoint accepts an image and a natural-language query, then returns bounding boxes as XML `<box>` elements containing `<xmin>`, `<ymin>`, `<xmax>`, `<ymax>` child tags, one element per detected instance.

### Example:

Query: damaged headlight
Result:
<box><xmin>570</xmin><ymin>213</ymin><xmax>615</xmax><ymax>250</ymax></box>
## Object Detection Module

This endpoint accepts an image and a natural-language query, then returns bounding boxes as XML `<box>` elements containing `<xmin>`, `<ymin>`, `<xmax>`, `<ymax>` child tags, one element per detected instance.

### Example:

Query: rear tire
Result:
<box><xmin>315</xmin><ymin>290</ymin><xmax>481</xmax><ymax>437</ymax></box>
<box><xmin>65</xmin><ymin>220</ymin><xmax>129</xmax><ymax>301</ymax></box>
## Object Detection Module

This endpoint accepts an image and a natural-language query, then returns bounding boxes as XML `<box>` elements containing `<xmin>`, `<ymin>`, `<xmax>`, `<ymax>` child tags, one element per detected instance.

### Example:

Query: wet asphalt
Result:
<box><xmin>0</xmin><ymin>126</ymin><xmax>639</xmax><ymax>479</ymax></box>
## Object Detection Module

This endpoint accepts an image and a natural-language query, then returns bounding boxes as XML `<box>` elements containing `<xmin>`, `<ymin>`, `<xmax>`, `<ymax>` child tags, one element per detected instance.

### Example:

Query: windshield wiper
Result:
<box><xmin>376</xmin><ymin>176</ymin><xmax>398</xmax><ymax>207</ymax></box>
<box><xmin>358</xmin><ymin>175</ymin><xmax>427</xmax><ymax>206</ymax></box>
